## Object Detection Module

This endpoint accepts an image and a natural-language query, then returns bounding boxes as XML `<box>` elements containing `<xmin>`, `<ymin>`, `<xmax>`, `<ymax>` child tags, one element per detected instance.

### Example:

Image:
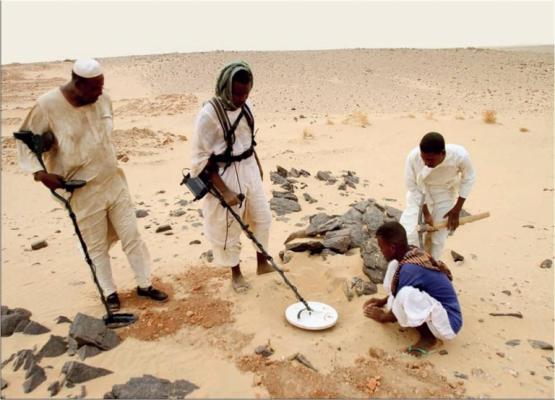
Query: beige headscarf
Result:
<box><xmin>215</xmin><ymin>61</ymin><xmax>253</xmax><ymax>110</ymax></box>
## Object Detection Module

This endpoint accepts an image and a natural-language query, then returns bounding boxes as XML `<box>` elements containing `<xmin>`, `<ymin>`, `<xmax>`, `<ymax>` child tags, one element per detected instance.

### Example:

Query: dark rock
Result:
<box><xmin>544</xmin><ymin>376</ymin><xmax>553</xmax><ymax>381</ymax></box>
<box><xmin>2</xmin><ymin>313</ymin><xmax>29</xmax><ymax>336</ymax></box>
<box><xmin>540</xmin><ymin>259</ymin><xmax>552</xmax><ymax>269</ymax></box>
<box><xmin>316</xmin><ymin>171</ymin><xmax>336</xmax><ymax>183</ymax></box>
<box><xmin>176</xmin><ymin>199</ymin><xmax>189</xmax><ymax>207</ymax></box>
<box><xmin>363</xmin><ymin>206</ymin><xmax>384</xmax><ymax>234</ymax></box>
<box><xmin>23</xmin><ymin>321</ymin><xmax>50</xmax><ymax>335</ymax></box>
<box><xmin>505</xmin><ymin>339</ymin><xmax>521</xmax><ymax>347</ymax></box>
<box><xmin>323</xmin><ymin>229</ymin><xmax>352</xmax><ymax>254</ymax></box>
<box><xmin>1</xmin><ymin>352</ymin><xmax>15</xmax><ymax>369</ymax></box>
<box><xmin>55</xmin><ymin>315</ymin><xmax>72</xmax><ymax>324</ymax></box>
<box><xmin>200</xmin><ymin>250</ymin><xmax>214</xmax><ymax>263</ymax></box>
<box><xmin>37</xmin><ymin>335</ymin><xmax>68</xmax><ymax>359</ymax></box>
<box><xmin>338</xmin><ymin>182</ymin><xmax>347</xmax><ymax>191</ymax></box>
<box><xmin>360</xmin><ymin>239</ymin><xmax>387</xmax><ymax>284</ymax></box>
<box><xmin>303</xmin><ymin>193</ymin><xmax>317</xmax><ymax>204</ymax></box>
<box><xmin>1</xmin><ymin>305</ymin><xmax>9</xmax><ymax>315</ymax></box>
<box><xmin>270</xmin><ymin>172</ymin><xmax>289</xmax><ymax>186</ymax></box>
<box><xmin>351</xmin><ymin>277</ymin><xmax>377</xmax><ymax>296</ymax></box>
<box><xmin>48</xmin><ymin>380</ymin><xmax>61</xmax><ymax>396</ymax></box>
<box><xmin>270</xmin><ymin>197</ymin><xmax>301</xmax><ymax>216</ymax></box>
<box><xmin>12</xmin><ymin>308</ymin><xmax>32</xmax><ymax>318</ymax></box>
<box><xmin>62</xmin><ymin>361</ymin><xmax>112</xmax><ymax>384</ymax></box>
<box><xmin>106</xmin><ymin>374</ymin><xmax>198</xmax><ymax>399</ymax></box>
<box><xmin>135</xmin><ymin>209</ymin><xmax>149</xmax><ymax>218</ymax></box>
<box><xmin>346</xmin><ymin>224</ymin><xmax>369</xmax><ymax>248</ymax></box>
<box><xmin>489</xmin><ymin>312</ymin><xmax>523</xmax><ymax>318</ymax></box>
<box><xmin>288</xmin><ymin>168</ymin><xmax>301</xmax><ymax>178</ymax></box>
<box><xmin>189</xmin><ymin>240</ymin><xmax>201</xmax><ymax>245</ymax></box>
<box><xmin>454</xmin><ymin>372</ymin><xmax>468</xmax><ymax>380</ymax></box>
<box><xmin>306</xmin><ymin>216</ymin><xmax>342</xmax><ymax>236</ymax></box>
<box><xmin>527</xmin><ymin>339</ymin><xmax>553</xmax><ymax>350</ymax></box>
<box><xmin>254</xmin><ymin>343</ymin><xmax>274</xmax><ymax>357</ymax></box>
<box><xmin>1</xmin><ymin>377</ymin><xmax>7</xmax><ymax>389</ymax></box>
<box><xmin>67</xmin><ymin>336</ymin><xmax>79</xmax><ymax>356</ymax></box>
<box><xmin>13</xmin><ymin>350</ymin><xmax>35</xmax><ymax>372</ymax></box>
<box><xmin>77</xmin><ymin>345</ymin><xmax>102</xmax><ymax>361</ymax></box>
<box><xmin>22</xmin><ymin>364</ymin><xmax>46</xmax><ymax>393</ymax></box>
<box><xmin>501</xmin><ymin>290</ymin><xmax>511</xmax><ymax>296</ymax></box>
<box><xmin>272</xmin><ymin>191</ymin><xmax>298</xmax><ymax>201</ymax></box>
<box><xmin>69</xmin><ymin>313</ymin><xmax>120</xmax><ymax>351</ymax></box>
<box><xmin>276</xmin><ymin>166</ymin><xmax>288</xmax><ymax>178</ymax></box>
<box><xmin>31</xmin><ymin>240</ymin><xmax>48</xmax><ymax>250</ymax></box>
<box><xmin>14</xmin><ymin>318</ymin><xmax>31</xmax><ymax>333</ymax></box>
<box><xmin>155</xmin><ymin>225</ymin><xmax>172</xmax><ymax>233</ymax></box>
<box><xmin>280</xmin><ymin>182</ymin><xmax>295</xmax><ymax>192</ymax></box>
<box><xmin>170</xmin><ymin>209</ymin><xmax>186</xmax><ymax>217</ymax></box>
<box><xmin>286</xmin><ymin>241</ymin><xmax>325</xmax><ymax>254</ymax></box>
<box><xmin>341</xmin><ymin>207</ymin><xmax>363</xmax><ymax>225</ymax></box>
<box><xmin>451</xmin><ymin>250</ymin><xmax>464</xmax><ymax>262</ymax></box>
<box><xmin>384</xmin><ymin>206</ymin><xmax>402</xmax><ymax>221</ymax></box>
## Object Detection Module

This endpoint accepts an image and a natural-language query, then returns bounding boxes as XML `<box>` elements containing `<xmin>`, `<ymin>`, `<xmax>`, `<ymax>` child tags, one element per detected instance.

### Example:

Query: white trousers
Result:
<box><xmin>400</xmin><ymin>191</ymin><xmax>455</xmax><ymax>260</ymax></box>
<box><xmin>388</xmin><ymin>286</ymin><xmax>457</xmax><ymax>341</ymax></box>
<box><xmin>78</xmin><ymin>187</ymin><xmax>152</xmax><ymax>296</ymax></box>
<box><xmin>202</xmin><ymin>157</ymin><xmax>272</xmax><ymax>267</ymax></box>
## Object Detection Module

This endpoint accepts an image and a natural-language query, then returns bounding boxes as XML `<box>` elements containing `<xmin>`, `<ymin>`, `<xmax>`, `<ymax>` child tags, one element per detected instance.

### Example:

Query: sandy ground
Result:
<box><xmin>1</xmin><ymin>47</ymin><xmax>553</xmax><ymax>398</ymax></box>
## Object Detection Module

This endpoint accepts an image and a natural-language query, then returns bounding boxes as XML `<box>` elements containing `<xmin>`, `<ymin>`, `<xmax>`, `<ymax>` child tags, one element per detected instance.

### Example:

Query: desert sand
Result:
<box><xmin>1</xmin><ymin>47</ymin><xmax>554</xmax><ymax>398</ymax></box>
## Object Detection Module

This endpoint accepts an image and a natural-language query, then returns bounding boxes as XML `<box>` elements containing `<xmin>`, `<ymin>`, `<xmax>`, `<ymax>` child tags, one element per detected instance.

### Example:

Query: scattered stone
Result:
<box><xmin>155</xmin><ymin>225</ymin><xmax>172</xmax><ymax>233</ymax></box>
<box><xmin>62</xmin><ymin>361</ymin><xmax>112</xmax><ymax>385</ymax></box>
<box><xmin>289</xmin><ymin>353</ymin><xmax>318</xmax><ymax>372</ymax></box>
<box><xmin>505</xmin><ymin>339</ymin><xmax>521</xmax><ymax>347</ymax></box>
<box><xmin>540</xmin><ymin>259</ymin><xmax>552</xmax><ymax>269</ymax></box>
<box><xmin>189</xmin><ymin>240</ymin><xmax>201</xmax><ymax>245</ymax></box>
<box><xmin>439</xmin><ymin>349</ymin><xmax>448</xmax><ymax>355</ymax></box>
<box><xmin>135</xmin><ymin>209</ymin><xmax>149</xmax><ymax>218</ymax></box>
<box><xmin>285</xmin><ymin>241</ymin><xmax>325</xmax><ymax>254</ymax></box>
<box><xmin>303</xmin><ymin>193</ymin><xmax>317</xmax><ymax>203</ymax></box>
<box><xmin>254</xmin><ymin>342</ymin><xmax>274</xmax><ymax>357</ymax></box>
<box><xmin>496</xmin><ymin>352</ymin><xmax>505</xmax><ymax>358</ymax></box>
<box><xmin>200</xmin><ymin>250</ymin><xmax>214</xmax><ymax>263</ymax></box>
<box><xmin>22</xmin><ymin>364</ymin><xmax>46</xmax><ymax>393</ymax></box>
<box><xmin>31</xmin><ymin>240</ymin><xmax>48</xmax><ymax>251</ymax></box>
<box><xmin>170</xmin><ymin>209</ymin><xmax>186</xmax><ymax>217</ymax></box>
<box><xmin>288</xmin><ymin>168</ymin><xmax>300</xmax><ymax>178</ymax></box>
<box><xmin>37</xmin><ymin>335</ymin><xmax>68</xmax><ymax>359</ymax></box>
<box><xmin>1</xmin><ymin>305</ymin><xmax>9</xmax><ymax>315</ymax></box>
<box><xmin>270</xmin><ymin>172</ymin><xmax>289</xmax><ymax>186</ymax></box>
<box><xmin>69</xmin><ymin>313</ymin><xmax>120</xmax><ymax>351</ymax></box>
<box><xmin>1</xmin><ymin>352</ymin><xmax>15</xmax><ymax>369</ymax></box>
<box><xmin>342</xmin><ymin>280</ymin><xmax>354</xmax><ymax>301</ymax></box>
<box><xmin>451</xmin><ymin>250</ymin><xmax>464</xmax><ymax>262</ymax></box>
<box><xmin>2</xmin><ymin>311</ymin><xmax>30</xmax><ymax>336</ymax></box>
<box><xmin>55</xmin><ymin>315</ymin><xmax>72</xmax><ymax>324</ymax></box>
<box><xmin>276</xmin><ymin>166</ymin><xmax>288</xmax><ymax>178</ymax></box>
<box><xmin>384</xmin><ymin>206</ymin><xmax>402</xmax><ymax>221</ymax></box>
<box><xmin>527</xmin><ymin>339</ymin><xmax>553</xmax><ymax>350</ymax></box>
<box><xmin>105</xmin><ymin>374</ymin><xmax>198</xmax><ymax>399</ymax></box>
<box><xmin>489</xmin><ymin>312</ymin><xmax>523</xmax><ymax>318</ymax></box>
<box><xmin>316</xmin><ymin>171</ymin><xmax>336</xmax><ymax>183</ymax></box>
<box><xmin>23</xmin><ymin>321</ymin><xmax>50</xmax><ymax>335</ymax></box>
<box><xmin>272</xmin><ymin>191</ymin><xmax>298</xmax><ymax>201</ymax></box>
<box><xmin>12</xmin><ymin>350</ymin><xmax>35</xmax><ymax>372</ymax></box>
<box><xmin>361</xmin><ymin>239</ymin><xmax>387</xmax><ymax>284</ymax></box>
<box><xmin>67</xmin><ymin>337</ymin><xmax>79</xmax><ymax>356</ymax></box>
<box><xmin>14</xmin><ymin>318</ymin><xmax>31</xmax><ymax>333</ymax></box>
<box><xmin>77</xmin><ymin>345</ymin><xmax>102</xmax><ymax>361</ymax></box>
<box><xmin>454</xmin><ymin>372</ymin><xmax>468</xmax><ymax>380</ymax></box>
<box><xmin>522</xmin><ymin>224</ymin><xmax>534</xmax><ymax>229</ymax></box>
<box><xmin>351</xmin><ymin>277</ymin><xmax>377</xmax><ymax>296</ymax></box>
<box><xmin>323</xmin><ymin>229</ymin><xmax>352</xmax><ymax>254</ymax></box>
<box><xmin>544</xmin><ymin>376</ymin><xmax>553</xmax><ymax>381</ymax></box>
<box><xmin>362</xmin><ymin>206</ymin><xmax>384</xmax><ymax>234</ymax></box>
<box><xmin>306</xmin><ymin>216</ymin><xmax>342</xmax><ymax>236</ymax></box>
<box><xmin>48</xmin><ymin>380</ymin><xmax>61</xmax><ymax>396</ymax></box>
<box><xmin>270</xmin><ymin>197</ymin><xmax>301</xmax><ymax>216</ymax></box>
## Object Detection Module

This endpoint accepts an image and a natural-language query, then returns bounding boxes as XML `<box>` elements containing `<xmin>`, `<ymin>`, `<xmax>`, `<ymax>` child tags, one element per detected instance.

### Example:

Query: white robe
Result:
<box><xmin>191</xmin><ymin>102</ymin><xmax>271</xmax><ymax>267</ymax></box>
<box><xmin>399</xmin><ymin>144</ymin><xmax>476</xmax><ymax>260</ymax></box>
<box><xmin>382</xmin><ymin>260</ymin><xmax>456</xmax><ymax>340</ymax></box>
<box><xmin>17</xmin><ymin>88</ymin><xmax>151</xmax><ymax>295</ymax></box>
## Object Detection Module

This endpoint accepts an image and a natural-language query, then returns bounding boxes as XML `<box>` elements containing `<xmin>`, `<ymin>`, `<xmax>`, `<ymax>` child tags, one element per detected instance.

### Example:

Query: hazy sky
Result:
<box><xmin>1</xmin><ymin>1</ymin><xmax>553</xmax><ymax>64</ymax></box>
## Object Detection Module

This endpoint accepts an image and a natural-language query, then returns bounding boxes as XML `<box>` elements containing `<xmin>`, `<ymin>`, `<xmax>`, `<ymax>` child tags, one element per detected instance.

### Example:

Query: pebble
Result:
<box><xmin>31</xmin><ymin>240</ymin><xmax>48</xmax><ymax>251</ymax></box>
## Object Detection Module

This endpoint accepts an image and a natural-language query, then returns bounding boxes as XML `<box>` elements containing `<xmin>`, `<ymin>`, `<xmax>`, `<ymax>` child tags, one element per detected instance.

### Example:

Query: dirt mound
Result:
<box><xmin>114</xmin><ymin>93</ymin><xmax>198</xmax><ymax>117</ymax></box>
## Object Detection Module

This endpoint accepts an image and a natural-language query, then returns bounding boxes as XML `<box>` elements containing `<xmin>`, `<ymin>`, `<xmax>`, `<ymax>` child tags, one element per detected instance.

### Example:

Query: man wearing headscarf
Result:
<box><xmin>17</xmin><ymin>58</ymin><xmax>168</xmax><ymax>311</ymax></box>
<box><xmin>191</xmin><ymin>61</ymin><xmax>274</xmax><ymax>293</ymax></box>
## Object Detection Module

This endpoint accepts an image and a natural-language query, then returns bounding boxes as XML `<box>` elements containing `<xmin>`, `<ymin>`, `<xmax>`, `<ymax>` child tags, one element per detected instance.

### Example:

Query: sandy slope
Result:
<box><xmin>1</xmin><ymin>47</ymin><xmax>553</xmax><ymax>398</ymax></box>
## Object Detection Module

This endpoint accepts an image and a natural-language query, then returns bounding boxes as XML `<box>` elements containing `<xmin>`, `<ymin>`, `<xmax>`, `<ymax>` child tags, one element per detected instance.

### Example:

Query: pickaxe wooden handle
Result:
<box><xmin>418</xmin><ymin>212</ymin><xmax>490</xmax><ymax>233</ymax></box>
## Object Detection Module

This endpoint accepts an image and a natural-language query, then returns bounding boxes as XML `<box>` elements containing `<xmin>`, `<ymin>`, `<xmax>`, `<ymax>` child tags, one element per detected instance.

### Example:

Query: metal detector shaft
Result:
<box><xmin>209</xmin><ymin>188</ymin><xmax>313</xmax><ymax>312</ymax></box>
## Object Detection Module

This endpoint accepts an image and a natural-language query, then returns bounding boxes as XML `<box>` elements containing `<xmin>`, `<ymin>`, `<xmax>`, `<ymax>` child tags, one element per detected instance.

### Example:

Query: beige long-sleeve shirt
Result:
<box><xmin>17</xmin><ymin>88</ymin><xmax>127</xmax><ymax>220</ymax></box>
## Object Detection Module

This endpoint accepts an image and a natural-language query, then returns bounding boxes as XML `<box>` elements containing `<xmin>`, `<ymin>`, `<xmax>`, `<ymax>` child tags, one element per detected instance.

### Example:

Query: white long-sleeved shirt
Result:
<box><xmin>404</xmin><ymin>144</ymin><xmax>476</xmax><ymax>206</ymax></box>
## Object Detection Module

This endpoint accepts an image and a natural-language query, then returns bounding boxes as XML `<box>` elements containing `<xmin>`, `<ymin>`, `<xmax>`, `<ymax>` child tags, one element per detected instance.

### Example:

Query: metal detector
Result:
<box><xmin>14</xmin><ymin>130</ymin><xmax>137</xmax><ymax>329</ymax></box>
<box><xmin>180</xmin><ymin>170</ymin><xmax>338</xmax><ymax>331</ymax></box>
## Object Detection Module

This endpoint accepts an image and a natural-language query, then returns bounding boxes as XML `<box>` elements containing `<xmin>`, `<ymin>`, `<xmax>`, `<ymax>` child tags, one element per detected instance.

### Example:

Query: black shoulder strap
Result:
<box><xmin>242</xmin><ymin>103</ymin><xmax>255</xmax><ymax>134</ymax></box>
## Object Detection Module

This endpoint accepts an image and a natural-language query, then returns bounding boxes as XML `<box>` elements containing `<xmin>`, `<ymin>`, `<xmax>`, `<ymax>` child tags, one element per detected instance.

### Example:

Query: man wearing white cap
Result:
<box><xmin>17</xmin><ymin>58</ymin><xmax>168</xmax><ymax>311</ymax></box>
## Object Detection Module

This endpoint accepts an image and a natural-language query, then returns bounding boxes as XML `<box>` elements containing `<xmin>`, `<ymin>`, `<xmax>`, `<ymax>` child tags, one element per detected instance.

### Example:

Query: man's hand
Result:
<box><xmin>364</xmin><ymin>305</ymin><xmax>396</xmax><ymax>323</ymax></box>
<box><xmin>34</xmin><ymin>171</ymin><xmax>65</xmax><ymax>191</ymax></box>
<box><xmin>422</xmin><ymin>204</ymin><xmax>434</xmax><ymax>227</ymax></box>
<box><xmin>443</xmin><ymin>206</ymin><xmax>461</xmax><ymax>231</ymax></box>
<box><xmin>363</xmin><ymin>296</ymin><xmax>388</xmax><ymax>309</ymax></box>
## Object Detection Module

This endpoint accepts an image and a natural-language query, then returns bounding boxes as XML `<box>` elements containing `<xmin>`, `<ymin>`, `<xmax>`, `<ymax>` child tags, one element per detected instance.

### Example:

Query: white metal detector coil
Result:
<box><xmin>285</xmin><ymin>301</ymin><xmax>338</xmax><ymax>331</ymax></box>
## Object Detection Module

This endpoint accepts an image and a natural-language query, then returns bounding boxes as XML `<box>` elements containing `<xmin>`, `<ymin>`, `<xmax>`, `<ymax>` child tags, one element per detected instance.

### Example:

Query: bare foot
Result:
<box><xmin>256</xmin><ymin>252</ymin><xmax>276</xmax><ymax>275</ymax></box>
<box><xmin>231</xmin><ymin>265</ymin><xmax>250</xmax><ymax>293</ymax></box>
